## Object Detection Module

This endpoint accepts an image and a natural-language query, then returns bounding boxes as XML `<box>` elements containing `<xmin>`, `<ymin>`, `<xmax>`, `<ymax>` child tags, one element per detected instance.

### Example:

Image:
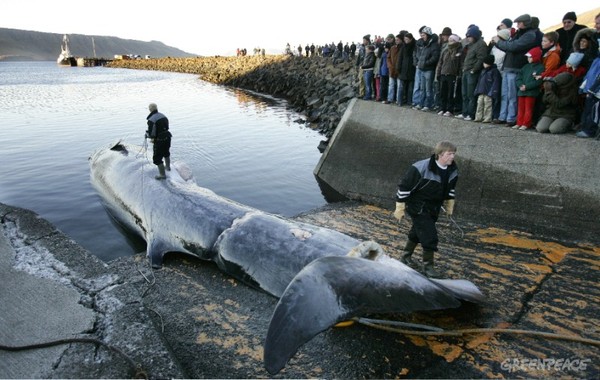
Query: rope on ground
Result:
<box><xmin>357</xmin><ymin>317</ymin><xmax>444</xmax><ymax>332</ymax></box>
<box><xmin>0</xmin><ymin>337</ymin><xmax>148</xmax><ymax>378</ymax></box>
<box><xmin>138</xmin><ymin>260</ymin><xmax>157</xmax><ymax>298</ymax></box>
<box><xmin>356</xmin><ymin>318</ymin><xmax>600</xmax><ymax>346</ymax></box>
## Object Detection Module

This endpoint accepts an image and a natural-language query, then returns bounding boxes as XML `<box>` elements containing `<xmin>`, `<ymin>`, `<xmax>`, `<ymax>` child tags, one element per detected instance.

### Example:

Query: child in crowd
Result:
<box><xmin>474</xmin><ymin>55</ymin><xmax>501</xmax><ymax>123</ymax></box>
<box><xmin>436</xmin><ymin>34</ymin><xmax>463</xmax><ymax>116</ymax></box>
<box><xmin>491</xmin><ymin>29</ymin><xmax>510</xmax><ymax>72</ymax></box>
<box><xmin>379</xmin><ymin>44</ymin><xmax>390</xmax><ymax>102</ymax></box>
<box><xmin>574</xmin><ymin>28</ymin><xmax>599</xmax><ymax>70</ymax></box>
<box><xmin>490</xmin><ymin>28</ymin><xmax>510</xmax><ymax>122</ymax></box>
<box><xmin>374</xmin><ymin>46</ymin><xmax>382</xmax><ymax>101</ymax></box>
<box><xmin>535</xmin><ymin>72</ymin><xmax>580</xmax><ymax>134</ymax></box>
<box><xmin>541</xmin><ymin>52</ymin><xmax>587</xmax><ymax>81</ymax></box>
<box><xmin>515</xmin><ymin>47</ymin><xmax>544</xmax><ymax>130</ymax></box>
<box><xmin>539</xmin><ymin>31</ymin><xmax>562</xmax><ymax>76</ymax></box>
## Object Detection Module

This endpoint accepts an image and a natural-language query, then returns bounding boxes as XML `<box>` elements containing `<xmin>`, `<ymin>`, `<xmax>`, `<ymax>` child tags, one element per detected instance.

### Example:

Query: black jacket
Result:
<box><xmin>396</xmin><ymin>155</ymin><xmax>458</xmax><ymax>215</ymax></box>
<box><xmin>398</xmin><ymin>39</ymin><xmax>416</xmax><ymax>81</ymax></box>
<box><xmin>146</xmin><ymin>111</ymin><xmax>170</xmax><ymax>140</ymax></box>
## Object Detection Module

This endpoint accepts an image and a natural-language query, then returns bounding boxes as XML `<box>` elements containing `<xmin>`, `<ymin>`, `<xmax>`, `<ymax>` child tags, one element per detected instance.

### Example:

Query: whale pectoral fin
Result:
<box><xmin>147</xmin><ymin>236</ymin><xmax>170</xmax><ymax>269</ymax></box>
<box><xmin>264</xmin><ymin>256</ymin><xmax>472</xmax><ymax>375</ymax></box>
<box><xmin>430</xmin><ymin>278</ymin><xmax>486</xmax><ymax>304</ymax></box>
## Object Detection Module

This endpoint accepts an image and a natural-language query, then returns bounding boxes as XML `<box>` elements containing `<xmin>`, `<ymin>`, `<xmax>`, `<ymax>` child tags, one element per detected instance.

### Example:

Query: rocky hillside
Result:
<box><xmin>543</xmin><ymin>7</ymin><xmax>599</xmax><ymax>32</ymax></box>
<box><xmin>108</xmin><ymin>55</ymin><xmax>357</xmax><ymax>137</ymax></box>
<box><xmin>0</xmin><ymin>28</ymin><xmax>196</xmax><ymax>61</ymax></box>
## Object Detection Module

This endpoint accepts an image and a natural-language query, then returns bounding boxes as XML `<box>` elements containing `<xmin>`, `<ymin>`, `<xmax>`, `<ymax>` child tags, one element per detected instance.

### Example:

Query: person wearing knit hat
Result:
<box><xmin>361</xmin><ymin>44</ymin><xmax>376</xmax><ymax>100</ymax></box>
<box><xmin>145</xmin><ymin>103</ymin><xmax>172</xmax><ymax>179</ymax></box>
<box><xmin>497</xmin><ymin>28</ymin><xmax>511</xmax><ymax>41</ymax></box>
<box><xmin>440</xmin><ymin>27</ymin><xmax>452</xmax><ymax>36</ymax></box>
<box><xmin>500</xmin><ymin>18</ymin><xmax>513</xmax><ymax>29</ymax></box>
<box><xmin>566</xmin><ymin>51</ymin><xmax>584</xmax><ymax>68</ymax></box>
<box><xmin>496</xmin><ymin>18</ymin><xmax>515</xmax><ymax>40</ymax></box>
<box><xmin>435</xmin><ymin>27</ymin><xmax>454</xmax><ymax>110</ymax></box>
<box><xmin>436</xmin><ymin>32</ymin><xmax>463</xmax><ymax>117</ymax></box>
<box><xmin>356</xmin><ymin>34</ymin><xmax>372</xmax><ymax>98</ymax></box>
<box><xmin>448</xmin><ymin>34</ymin><xmax>461</xmax><ymax>44</ymax></box>
<box><xmin>457</xmin><ymin>24</ymin><xmax>487</xmax><ymax>121</ymax></box>
<box><xmin>411</xmin><ymin>26</ymin><xmax>431</xmax><ymax>108</ymax></box>
<box><xmin>412</xmin><ymin>25</ymin><xmax>439</xmax><ymax>111</ymax></box>
<box><xmin>514</xmin><ymin>46</ymin><xmax>544</xmax><ymax>130</ymax></box>
<box><xmin>483</xmin><ymin>55</ymin><xmax>495</xmax><ymax>66</ymax></box>
<box><xmin>386</xmin><ymin>33</ymin><xmax>404</xmax><ymax>104</ymax></box>
<box><xmin>555</xmin><ymin>10</ymin><xmax>586</xmax><ymax>64</ymax></box>
<box><xmin>563</xmin><ymin>11</ymin><xmax>577</xmax><ymax>22</ymax></box>
<box><xmin>473</xmin><ymin>54</ymin><xmax>501</xmax><ymax>123</ymax></box>
<box><xmin>491</xmin><ymin>12</ymin><xmax>538</xmax><ymax>127</ymax></box>
<box><xmin>541</xmin><ymin>51</ymin><xmax>587</xmax><ymax>82</ymax></box>
<box><xmin>465</xmin><ymin>25</ymin><xmax>482</xmax><ymax>40</ymax></box>
<box><xmin>524</xmin><ymin>46</ymin><xmax>542</xmax><ymax>62</ymax></box>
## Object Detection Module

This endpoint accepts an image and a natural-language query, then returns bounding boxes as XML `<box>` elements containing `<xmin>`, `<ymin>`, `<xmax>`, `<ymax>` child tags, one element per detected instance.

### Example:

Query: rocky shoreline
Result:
<box><xmin>108</xmin><ymin>55</ymin><xmax>358</xmax><ymax>136</ymax></box>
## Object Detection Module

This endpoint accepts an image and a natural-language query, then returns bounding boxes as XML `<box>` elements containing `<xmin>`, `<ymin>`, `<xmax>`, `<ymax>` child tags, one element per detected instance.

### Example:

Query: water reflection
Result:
<box><xmin>0</xmin><ymin>62</ymin><xmax>328</xmax><ymax>261</ymax></box>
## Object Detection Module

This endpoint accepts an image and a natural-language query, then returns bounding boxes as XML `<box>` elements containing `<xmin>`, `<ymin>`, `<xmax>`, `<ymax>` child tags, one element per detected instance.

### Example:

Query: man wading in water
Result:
<box><xmin>145</xmin><ymin>103</ymin><xmax>172</xmax><ymax>180</ymax></box>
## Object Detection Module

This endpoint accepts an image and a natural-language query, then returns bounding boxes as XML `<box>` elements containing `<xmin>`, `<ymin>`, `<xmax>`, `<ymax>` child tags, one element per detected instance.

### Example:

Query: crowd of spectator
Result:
<box><xmin>295</xmin><ymin>11</ymin><xmax>600</xmax><ymax>138</ymax></box>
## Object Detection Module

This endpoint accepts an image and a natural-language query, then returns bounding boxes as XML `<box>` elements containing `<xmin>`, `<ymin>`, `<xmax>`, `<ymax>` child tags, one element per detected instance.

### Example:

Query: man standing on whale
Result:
<box><xmin>393</xmin><ymin>141</ymin><xmax>458</xmax><ymax>277</ymax></box>
<box><xmin>145</xmin><ymin>103</ymin><xmax>172</xmax><ymax>180</ymax></box>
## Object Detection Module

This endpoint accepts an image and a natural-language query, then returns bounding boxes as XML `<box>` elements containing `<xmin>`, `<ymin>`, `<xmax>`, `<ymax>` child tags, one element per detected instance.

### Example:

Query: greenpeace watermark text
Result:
<box><xmin>501</xmin><ymin>357</ymin><xmax>591</xmax><ymax>373</ymax></box>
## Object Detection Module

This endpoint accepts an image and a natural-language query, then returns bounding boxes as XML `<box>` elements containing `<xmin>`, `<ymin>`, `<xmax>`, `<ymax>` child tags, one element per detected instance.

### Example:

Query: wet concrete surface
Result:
<box><xmin>1</xmin><ymin>201</ymin><xmax>598</xmax><ymax>378</ymax></box>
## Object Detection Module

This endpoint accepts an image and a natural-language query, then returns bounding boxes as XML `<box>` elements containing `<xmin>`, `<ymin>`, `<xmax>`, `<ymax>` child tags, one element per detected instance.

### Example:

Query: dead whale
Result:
<box><xmin>89</xmin><ymin>141</ymin><xmax>484</xmax><ymax>374</ymax></box>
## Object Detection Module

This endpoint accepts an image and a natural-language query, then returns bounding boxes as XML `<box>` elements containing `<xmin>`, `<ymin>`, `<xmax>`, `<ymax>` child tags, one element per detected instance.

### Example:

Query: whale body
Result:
<box><xmin>89</xmin><ymin>141</ymin><xmax>484</xmax><ymax>374</ymax></box>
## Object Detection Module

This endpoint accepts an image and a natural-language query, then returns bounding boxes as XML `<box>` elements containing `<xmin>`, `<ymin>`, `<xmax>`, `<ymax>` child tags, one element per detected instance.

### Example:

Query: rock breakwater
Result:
<box><xmin>108</xmin><ymin>56</ymin><xmax>358</xmax><ymax>136</ymax></box>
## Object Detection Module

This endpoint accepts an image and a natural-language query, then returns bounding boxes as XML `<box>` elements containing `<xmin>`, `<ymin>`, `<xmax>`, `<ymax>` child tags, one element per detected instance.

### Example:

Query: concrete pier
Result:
<box><xmin>315</xmin><ymin>99</ymin><xmax>600</xmax><ymax>243</ymax></box>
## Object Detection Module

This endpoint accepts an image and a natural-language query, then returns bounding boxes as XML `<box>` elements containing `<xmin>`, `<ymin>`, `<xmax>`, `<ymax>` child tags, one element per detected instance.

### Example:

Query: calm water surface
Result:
<box><xmin>0</xmin><ymin>62</ymin><xmax>329</xmax><ymax>261</ymax></box>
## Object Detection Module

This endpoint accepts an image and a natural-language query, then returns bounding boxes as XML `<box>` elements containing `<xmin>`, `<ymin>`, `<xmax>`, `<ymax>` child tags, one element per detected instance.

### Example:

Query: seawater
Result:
<box><xmin>0</xmin><ymin>61</ymin><xmax>328</xmax><ymax>261</ymax></box>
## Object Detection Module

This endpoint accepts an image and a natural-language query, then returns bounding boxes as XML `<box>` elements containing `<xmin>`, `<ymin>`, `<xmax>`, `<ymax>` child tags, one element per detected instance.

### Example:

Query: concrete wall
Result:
<box><xmin>315</xmin><ymin>99</ymin><xmax>600</xmax><ymax>242</ymax></box>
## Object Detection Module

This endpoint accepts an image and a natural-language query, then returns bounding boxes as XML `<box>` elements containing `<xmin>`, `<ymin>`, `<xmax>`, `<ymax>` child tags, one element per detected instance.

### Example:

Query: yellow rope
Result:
<box><xmin>357</xmin><ymin>319</ymin><xmax>600</xmax><ymax>346</ymax></box>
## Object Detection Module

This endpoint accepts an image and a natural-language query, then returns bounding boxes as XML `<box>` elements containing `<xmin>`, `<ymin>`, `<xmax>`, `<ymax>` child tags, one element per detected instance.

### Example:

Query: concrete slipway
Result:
<box><xmin>0</xmin><ymin>101</ymin><xmax>598</xmax><ymax>378</ymax></box>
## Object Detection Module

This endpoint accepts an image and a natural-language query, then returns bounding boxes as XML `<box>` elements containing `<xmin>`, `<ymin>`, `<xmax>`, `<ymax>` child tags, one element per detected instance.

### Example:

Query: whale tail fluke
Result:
<box><xmin>263</xmin><ymin>255</ymin><xmax>481</xmax><ymax>374</ymax></box>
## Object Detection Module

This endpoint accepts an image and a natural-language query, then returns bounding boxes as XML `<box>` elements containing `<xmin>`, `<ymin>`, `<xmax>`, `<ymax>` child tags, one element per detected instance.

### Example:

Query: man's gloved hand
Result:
<box><xmin>393</xmin><ymin>202</ymin><xmax>405</xmax><ymax>221</ymax></box>
<box><xmin>443</xmin><ymin>199</ymin><xmax>455</xmax><ymax>216</ymax></box>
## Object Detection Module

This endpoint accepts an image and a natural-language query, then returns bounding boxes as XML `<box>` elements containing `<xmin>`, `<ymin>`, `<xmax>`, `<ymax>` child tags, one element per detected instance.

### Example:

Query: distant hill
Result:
<box><xmin>543</xmin><ymin>8</ymin><xmax>599</xmax><ymax>32</ymax></box>
<box><xmin>0</xmin><ymin>28</ymin><xmax>197</xmax><ymax>61</ymax></box>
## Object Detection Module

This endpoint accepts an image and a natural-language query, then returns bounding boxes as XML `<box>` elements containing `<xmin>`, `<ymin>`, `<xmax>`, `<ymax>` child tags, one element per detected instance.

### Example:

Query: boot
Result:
<box><xmin>164</xmin><ymin>157</ymin><xmax>171</xmax><ymax>171</ymax></box>
<box><xmin>155</xmin><ymin>164</ymin><xmax>166</xmax><ymax>180</ymax></box>
<box><xmin>400</xmin><ymin>240</ymin><xmax>417</xmax><ymax>266</ymax></box>
<box><xmin>423</xmin><ymin>249</ymin><xmax>441</xmax><ymax>278</ymax></box>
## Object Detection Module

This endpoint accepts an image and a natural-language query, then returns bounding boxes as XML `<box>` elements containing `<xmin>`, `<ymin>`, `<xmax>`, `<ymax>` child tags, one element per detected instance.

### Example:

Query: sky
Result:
<box><xmin>2</xmin><ymin>0</ymin><xmax>594</xmax><ymax>56</ymax></box>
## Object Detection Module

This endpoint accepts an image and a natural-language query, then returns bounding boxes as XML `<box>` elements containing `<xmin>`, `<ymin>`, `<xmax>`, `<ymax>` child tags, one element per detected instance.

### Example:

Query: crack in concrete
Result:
<box><xmin>511</xmin><ymin>265</ymin><xmax>556</xmax><ymax>324</ymax></box>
